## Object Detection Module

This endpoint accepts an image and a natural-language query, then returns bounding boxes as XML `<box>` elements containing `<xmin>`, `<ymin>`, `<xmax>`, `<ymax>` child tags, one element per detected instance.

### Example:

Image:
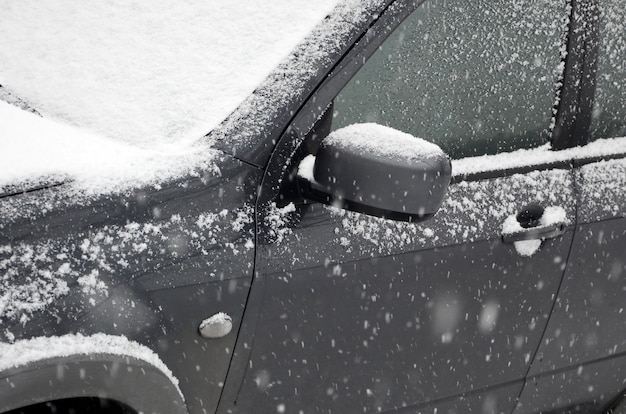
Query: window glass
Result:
<box><xmin>332</xmin><ymin>0</ymin><xmax>566</xmax><ymax>160</ymax></box>
<box><xmin>590</xmin><ymin>1</ymin><xmax>626</xmax><ymax>140</ymax></box>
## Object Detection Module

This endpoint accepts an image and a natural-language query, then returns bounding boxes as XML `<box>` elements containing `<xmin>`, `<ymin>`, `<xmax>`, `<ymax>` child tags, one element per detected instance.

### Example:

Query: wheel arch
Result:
<box><xmin>0</xmin><ymin>353</ymin><xmax>187</xmax><ymax>414</ymax></box>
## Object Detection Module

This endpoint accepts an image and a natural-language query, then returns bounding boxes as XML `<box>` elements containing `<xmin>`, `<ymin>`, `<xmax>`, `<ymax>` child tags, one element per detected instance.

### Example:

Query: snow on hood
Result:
<box><xmin>0</xmin><ymin>0</ymin><xmax>341</xmax><ymax>193</ymax></box>
<box><xmin>0</xmin><ymin>101</ymin><xmax>220</xmax><ymax>195</ymax></box>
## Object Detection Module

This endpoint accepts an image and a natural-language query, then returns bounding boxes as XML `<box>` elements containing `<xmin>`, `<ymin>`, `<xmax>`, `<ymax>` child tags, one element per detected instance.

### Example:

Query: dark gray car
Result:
<box><xmin>1</xmin><ymin>0</ymin><xmax>625</xmax><ymax>413</ymax></box>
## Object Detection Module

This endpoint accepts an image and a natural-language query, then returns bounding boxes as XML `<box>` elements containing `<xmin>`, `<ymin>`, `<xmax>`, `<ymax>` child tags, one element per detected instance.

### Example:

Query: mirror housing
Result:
<box><xmin>298</xmin><ymin>123</ymin><xmax>451</xmax><ymax>222</ymax></box>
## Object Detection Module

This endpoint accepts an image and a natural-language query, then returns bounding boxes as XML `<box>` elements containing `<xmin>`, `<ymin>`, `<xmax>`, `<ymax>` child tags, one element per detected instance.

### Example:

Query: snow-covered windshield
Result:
<box><xmin>0</xmin><ymin>1</ymin><xmax>340</xmax><ymax>193</ymax></box>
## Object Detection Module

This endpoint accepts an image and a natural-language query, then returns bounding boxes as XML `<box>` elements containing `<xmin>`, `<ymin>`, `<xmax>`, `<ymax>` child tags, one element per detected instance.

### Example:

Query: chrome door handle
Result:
<box><xmin>502</xmin><ymin>223</ymin><xmax>566</xmax><ymax>244</ymax></box>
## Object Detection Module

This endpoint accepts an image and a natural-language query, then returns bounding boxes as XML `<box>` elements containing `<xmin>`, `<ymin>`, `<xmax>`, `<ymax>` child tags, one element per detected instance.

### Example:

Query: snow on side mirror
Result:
<box><xmin>298</xmin><ymin>123</ymin><xmax>451</xmax><ymax>222</ymax></box>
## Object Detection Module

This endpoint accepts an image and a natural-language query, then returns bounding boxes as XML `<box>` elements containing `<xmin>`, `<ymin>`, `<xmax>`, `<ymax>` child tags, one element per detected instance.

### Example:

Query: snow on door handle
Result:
<box><xmin>501</xmin><ymin>223</ymin><xmax>566</xmax><ymax>243</ymax></box>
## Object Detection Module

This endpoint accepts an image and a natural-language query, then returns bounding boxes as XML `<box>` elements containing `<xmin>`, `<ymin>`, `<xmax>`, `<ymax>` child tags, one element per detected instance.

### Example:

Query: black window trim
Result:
<box><xmin>552</xmin><ymin>0</ymin><xmax>600</xmax><ymax>150</ymax></box>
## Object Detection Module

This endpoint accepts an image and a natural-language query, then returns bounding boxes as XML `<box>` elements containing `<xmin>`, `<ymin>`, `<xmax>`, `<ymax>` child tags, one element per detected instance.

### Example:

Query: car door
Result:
<box><xmin>515</xmin><ymin>0</ymin><xmax>626</xmax><ymax>411</ymax></box>
<box><xmin>218</xmin><ymin>0</ymin><xmax>574</xmax><ymax>413</ymax></box>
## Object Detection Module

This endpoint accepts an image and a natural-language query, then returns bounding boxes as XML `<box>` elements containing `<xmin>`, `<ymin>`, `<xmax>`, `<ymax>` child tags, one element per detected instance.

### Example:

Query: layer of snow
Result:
<box><xmin>77</xmin><ymin>270</ymin><xmax>109</xmax><ymax>302</ymax></box>
<box><xmin>0</xmin><ymin>240</ymin><xmax>70</xmax><ymax>324</ymax></box>
<box><xmin>0</xmin><ymin>1</ymin><xmax>339</xmax><ymax>146</ymax></box>
<box><xmin>540</xmin><ymin>206</ymin><xmax>568</xmax><ymax>226</ymax></box>
<box><xmin>0</xmin><ymin>86</ymin><xmax>39</xmax><ymax>115</ymax></box>
<box><xmin>264</xmin><ymin>202</ymin><xmax>296</xmax><ymax>244</ymax></box>
<box><xmin>200</xmin><ymin>312</ymin><xmax>232</xmax><ymax>326</ymax></box>
<box><xmin>211</xmin><ymin>0</ymin><xmax>388</xmax><ymax>159</ymax></box>
<box><xmin>0</xmin><ymin>101</ymin><xmax>218</xmax><ymax>194</ymax></box>
<box><xmin>512</xmin><ymin>239</ymin><xmax>542</xmax><ymax>257</ymax></box>
<box><xmin>323</xmin><ymin>123</ymin><xmax>444</xmax><ymax>162</ymax></box>
<box><xmin>0</xmin><ymin>0</ymin><xmax>340</xmax><ymax>193</ymax></box>
<box><xmin>0</xmin><ymin>333</ymin><xmax>183</xmax><ymax>399</ymax></box>
<box><xmin>199</xmin><ymin>312</ymin><xmax>233</xmax><ymax>339</ymax></box>
<box><xmin>453</xmin><ymin>137</ymin><xmax>626</xmax><ymax>176</ymax></box>
<box><xmin>298</xmin><ymin>155</ymin><xmax>317</xmax><ymax>182</ymax></box>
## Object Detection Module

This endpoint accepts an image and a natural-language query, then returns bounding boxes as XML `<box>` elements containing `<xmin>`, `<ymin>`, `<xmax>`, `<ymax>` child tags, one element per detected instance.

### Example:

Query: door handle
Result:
<box><xmin>502</xmin><ymin>223</ymin><xmax>566</xmax><ymax>244</ymax></box>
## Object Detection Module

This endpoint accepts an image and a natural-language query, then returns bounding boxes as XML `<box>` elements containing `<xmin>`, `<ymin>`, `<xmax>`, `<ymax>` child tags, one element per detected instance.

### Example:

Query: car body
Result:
<box><xmin>1</xmin><ymin>0</ymin><xmax>625</xmax><ymax>413</ymax></box>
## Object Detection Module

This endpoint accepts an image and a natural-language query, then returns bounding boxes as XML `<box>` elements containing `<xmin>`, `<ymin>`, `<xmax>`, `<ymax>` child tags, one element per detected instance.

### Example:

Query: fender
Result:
<box><xmin>0</xmin><ymin>335</ymin><xmax>187</xmax><ymax>414</ymax></box>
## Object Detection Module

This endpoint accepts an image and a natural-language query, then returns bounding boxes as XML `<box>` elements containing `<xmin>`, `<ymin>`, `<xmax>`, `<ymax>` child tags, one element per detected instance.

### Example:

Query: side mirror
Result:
<box><xmin>298</xmin><ymin>123</ymin><xmax>451</xmax><ymax>222</ymax></box>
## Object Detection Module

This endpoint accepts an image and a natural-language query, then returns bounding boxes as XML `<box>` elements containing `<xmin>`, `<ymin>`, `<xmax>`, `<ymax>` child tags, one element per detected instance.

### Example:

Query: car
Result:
<box><xmin>1</xmin><ymin>0</ymin><xmax>625</xmax><ymax>413</ymax></box>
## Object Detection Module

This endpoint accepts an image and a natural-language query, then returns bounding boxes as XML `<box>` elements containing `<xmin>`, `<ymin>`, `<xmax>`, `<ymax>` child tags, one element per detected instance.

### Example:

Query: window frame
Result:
<box><xmin>552</xmin><ymin>0</ymin><xmax>600</xmax><ymax>150</ymax></box>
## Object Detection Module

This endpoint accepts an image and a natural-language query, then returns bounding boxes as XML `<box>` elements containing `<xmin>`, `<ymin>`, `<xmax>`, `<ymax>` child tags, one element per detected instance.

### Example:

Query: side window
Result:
<box><xmin>590</xmin><ymin>0</ymin><xmax>626</xmax><ymax>140</ymax></box>
<box><xmin>332</xmin><ymin>0</ymin><xmax>567</xmax><ymax>160</ymax></box>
